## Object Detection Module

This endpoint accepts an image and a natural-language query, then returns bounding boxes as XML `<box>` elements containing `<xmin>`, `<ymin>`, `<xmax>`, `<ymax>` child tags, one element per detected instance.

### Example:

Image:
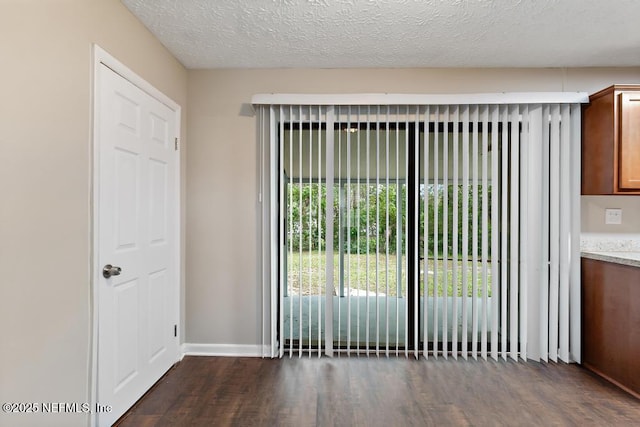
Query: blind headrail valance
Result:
<box><xmin>251</xmin><ymin>92</ymin><xmax>589</xmax><ymax>106</ymax></box>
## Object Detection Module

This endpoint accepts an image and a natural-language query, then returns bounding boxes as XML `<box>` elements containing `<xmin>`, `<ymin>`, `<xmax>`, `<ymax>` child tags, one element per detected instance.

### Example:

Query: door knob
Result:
<box><xmin>103</xmin><ymin>264</ymin><xmax>122</xmax><ymax>279</ymax></box>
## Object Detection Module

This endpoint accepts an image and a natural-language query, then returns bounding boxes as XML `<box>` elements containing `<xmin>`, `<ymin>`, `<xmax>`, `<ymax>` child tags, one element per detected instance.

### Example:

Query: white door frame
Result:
<box><xmin>90</xmin><ymin>44</ymin><xmax>182</xmax><ymax>426</ymax></box>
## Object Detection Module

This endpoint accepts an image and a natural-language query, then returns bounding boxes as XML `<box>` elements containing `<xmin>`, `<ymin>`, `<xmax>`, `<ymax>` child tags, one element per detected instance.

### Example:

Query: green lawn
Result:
<box><xmin>286</xmin><ymin>251</ymin><xmax>493</xmax><ymax>297</ymax></box>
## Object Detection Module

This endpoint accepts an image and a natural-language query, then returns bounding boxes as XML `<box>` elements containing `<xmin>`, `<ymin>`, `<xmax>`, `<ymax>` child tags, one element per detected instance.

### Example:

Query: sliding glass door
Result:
<box><xmin>281</xmin><ymin>106</ymin><xmax>510</xmax><ymax>357</ymax></box>
<box><xmin>260</xmin><ymin>99</ymin><xmax>582</xmax><ymax>362</ymax></box>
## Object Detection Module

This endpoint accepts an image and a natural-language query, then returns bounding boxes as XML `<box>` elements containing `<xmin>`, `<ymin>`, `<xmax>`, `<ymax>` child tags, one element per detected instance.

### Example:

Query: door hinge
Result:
<box><xmin>174</xmin><ymin>324</ymin><xmax>177</xmax><ymax>337</ymax></box>
<box><xmin>174</xmin><ymin>137</ymin><xmax>179</xmax><ymax>151</ymax></box>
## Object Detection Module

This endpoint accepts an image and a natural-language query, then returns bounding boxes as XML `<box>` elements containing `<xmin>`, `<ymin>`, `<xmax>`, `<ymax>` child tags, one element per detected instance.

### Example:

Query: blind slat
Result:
<box><xmin>385</xmin><ymin>106</ymin><xmax>390</xmax><ymax>357</ymax></box>
<box><xmin>540</xmin><ymin>104</ymin><xmax>550</xmax><ymax>363</ymax></box>
<box><xmin>433</xmin><ymin>106</ymin><xmax>440</xmax><ymax>359</ymax></box>
<box><xmin>500</xmin><ymin>105</ymin><xmax>509</xmax><ymax>361</ymax></box>
<box><xmin>559</xmin><ymin>104</ymin><xmax>571</xmax><ymax>362</ymax></box>
<box><xmin>490</xmin><ymin>104</ymin><xmax>500</xmax><ymax>361</ymax></box>
<box><xmin>549</xmin><ymin>105</ymin><xmax>561</xmax><ymax>362</ymax></box>
<box><xmin>509</xmin><ymin>105</ymin><xmax>520</xmax><ymax>361</ymax></box>
<box><xmin>481</xmin><ymin>105</ymin><xmax>489</xmax><ymax>361</ymax></box>
<box><xmin>325</xmin><ymin>106</ymin><xmax>334</xmax><ymax>357</ymax></box>
<box><xmin>451</xmin><ymin>105</ymin><xmax>460</xmax><ymax>360</ymax></box>
<box><xmin>442</xmin><ymin>105</ymin><xmax>450</xmax><ymax>360</ymax></box>
<box><xmin>423</xmin><ymin>106</ymin><xmax>430</xmax><ymax>358</ymax></box>
<box><xmin>318</xmin><ymin>106</ymin><xmax>323</xmax><ymax>359</ymax></box>
<box><xmin>569</xmin><ymin>104</ymin><xmax>582</xmax><ymax>363</ymax></box>
<box><xmin>471</xmin><ymin>105</ymin><xmax>479</xmax><ymax>360</ymax></box>
<box><xmin>279</xmin><ymin>106</ymin><xmax>285</xmax><ymax>358</ymax></box>
<box><xmin>461</xmin><ymin>105</ymin><xmax>470</xmax><ymax>360</ymax></box>
<box><xmin>308</xmin><ymin>106</ymin><xmax>313</xmax><ymax>358</ymax></box>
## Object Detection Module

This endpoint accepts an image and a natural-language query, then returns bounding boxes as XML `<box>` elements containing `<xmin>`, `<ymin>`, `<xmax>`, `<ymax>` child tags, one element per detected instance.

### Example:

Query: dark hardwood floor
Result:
<box><xmin>116</xmin><ymin>356</ymin><xmax>640</xmax><ymax>426</ymax></box>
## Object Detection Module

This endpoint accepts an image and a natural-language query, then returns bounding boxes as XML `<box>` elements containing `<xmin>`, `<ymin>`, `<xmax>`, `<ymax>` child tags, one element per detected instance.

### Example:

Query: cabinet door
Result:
<box><xmin>619</xmin><ymin>92</ymin><xmax>640</xmax><ymax>190</ymax></box>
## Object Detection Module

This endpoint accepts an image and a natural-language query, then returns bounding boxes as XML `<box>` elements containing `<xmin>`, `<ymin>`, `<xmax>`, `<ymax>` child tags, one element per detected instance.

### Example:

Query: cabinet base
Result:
<box><xmin>582</xmin><ymin>362</ymin><xmax>640</xmax><ymax>400</ymax></box>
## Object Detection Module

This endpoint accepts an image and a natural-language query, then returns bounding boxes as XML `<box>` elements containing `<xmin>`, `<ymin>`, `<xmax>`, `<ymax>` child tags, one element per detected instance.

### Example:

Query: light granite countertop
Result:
<box><xmin>581</xmin><ymin>251</ymin><xmax>640</xmax><ymax>268</ymax></box>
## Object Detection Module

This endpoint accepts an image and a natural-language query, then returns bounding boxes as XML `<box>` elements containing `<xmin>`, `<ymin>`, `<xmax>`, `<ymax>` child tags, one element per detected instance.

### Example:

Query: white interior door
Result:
<box><xmin>96</xmin><ymin>63</ymin><xmax>179</xmax><ymax>426</ymax></box>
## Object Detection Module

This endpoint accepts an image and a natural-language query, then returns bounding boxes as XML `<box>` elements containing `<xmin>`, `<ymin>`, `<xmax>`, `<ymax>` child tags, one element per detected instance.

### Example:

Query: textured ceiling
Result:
<box><xmin>122</xmin><ymin>0</ymin><xmax>640</xmax><ymax>69</ymax></box>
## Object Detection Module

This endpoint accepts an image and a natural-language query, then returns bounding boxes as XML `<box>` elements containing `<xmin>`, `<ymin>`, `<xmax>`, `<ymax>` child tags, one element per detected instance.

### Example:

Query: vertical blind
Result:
<box><xmin>256</xmin><ymin>94</ymin><xmax>585</xmax><ymax>363</ymax></box>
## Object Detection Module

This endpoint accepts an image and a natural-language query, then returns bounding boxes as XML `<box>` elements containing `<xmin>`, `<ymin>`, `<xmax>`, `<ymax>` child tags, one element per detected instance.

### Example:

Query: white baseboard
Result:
<box><xmin>182</xmin><ymin>343</ymin><xmax>270</xmax><ymax>357</ymax></box>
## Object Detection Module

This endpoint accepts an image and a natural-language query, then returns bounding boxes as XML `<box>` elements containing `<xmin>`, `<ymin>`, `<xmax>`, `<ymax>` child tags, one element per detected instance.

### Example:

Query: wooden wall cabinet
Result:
<box><xmin>581</xmin><ymin>257</ymin><xmax>640</xmax><ymax>398</ymax></box>
<box><xmin>582</xmin><ymin>85</ymin><xmax>640</xmax><ymax>195</ymax></box>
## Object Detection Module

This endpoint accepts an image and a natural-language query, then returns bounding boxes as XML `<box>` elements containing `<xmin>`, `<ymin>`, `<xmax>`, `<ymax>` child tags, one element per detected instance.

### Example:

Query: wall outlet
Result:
<box><xmin>605</xmin><ymin>208</ymin><xmax>622</xmax><ymax>225</ymax></box>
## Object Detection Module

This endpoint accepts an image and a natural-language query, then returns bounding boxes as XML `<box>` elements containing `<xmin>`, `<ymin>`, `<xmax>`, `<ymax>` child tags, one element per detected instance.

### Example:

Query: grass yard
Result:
<box><xmin>286</xmin><ymin>251</ymin><xmax>493</xmax><ymax>297</ymax></box>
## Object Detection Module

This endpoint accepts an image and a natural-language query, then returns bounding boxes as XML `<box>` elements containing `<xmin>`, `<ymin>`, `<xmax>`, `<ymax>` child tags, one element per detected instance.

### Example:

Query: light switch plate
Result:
<box><xmin>605</xmin><ymin>208</ymin><xmax>622</xmax><ymax>225</ymax></box>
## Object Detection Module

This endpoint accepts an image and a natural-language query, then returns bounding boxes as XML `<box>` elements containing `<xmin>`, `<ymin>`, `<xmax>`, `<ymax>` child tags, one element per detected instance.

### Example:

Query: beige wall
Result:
<box><xmin>582</xmin><ymin>196</ymin><xmax>640</xmax><ymax>234</ymax></box>
<box><xmin>0</xmin><ymin>1</ymin><xmax>187</xmax><ymax>426</ymax></box>
<box><xmin>186</xmin><ymin>68</ymin><xmax>640</xmax><ymax>346</ymax></box>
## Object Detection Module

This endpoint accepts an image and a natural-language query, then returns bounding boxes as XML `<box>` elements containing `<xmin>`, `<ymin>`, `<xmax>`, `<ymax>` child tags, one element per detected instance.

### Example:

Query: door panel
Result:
<box><xmin>114</xmin><ymin>149</ymin><xmax>140</xmax><ymax>249</ymax></box>
<box><xmin>97</xmin><ymin>63</ymin><xmax>178</xmax><ymax>426</ymax></box>
<box><xmin>149</xmin><ymin>159</ymin><xmax>168</xmax><ymax>244</ymax></box>
<box><xmin>150</xmin><ymin>112</ymin><xmax>169</xmax><ymax>147</ymax></box>
<box><xmin>148</xmin><ymin>269</ymin><xmax>168</xmax><ymax>362</ymax></box>
<box><xmin>114</xmin><ymin>279</ymin><xmax>139</xmax><ymax>391</ymax></box>
<box><xmin>619</xmin><ymin>92</ymin><xmax>640</xmax><ymax>189</ymax></box>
